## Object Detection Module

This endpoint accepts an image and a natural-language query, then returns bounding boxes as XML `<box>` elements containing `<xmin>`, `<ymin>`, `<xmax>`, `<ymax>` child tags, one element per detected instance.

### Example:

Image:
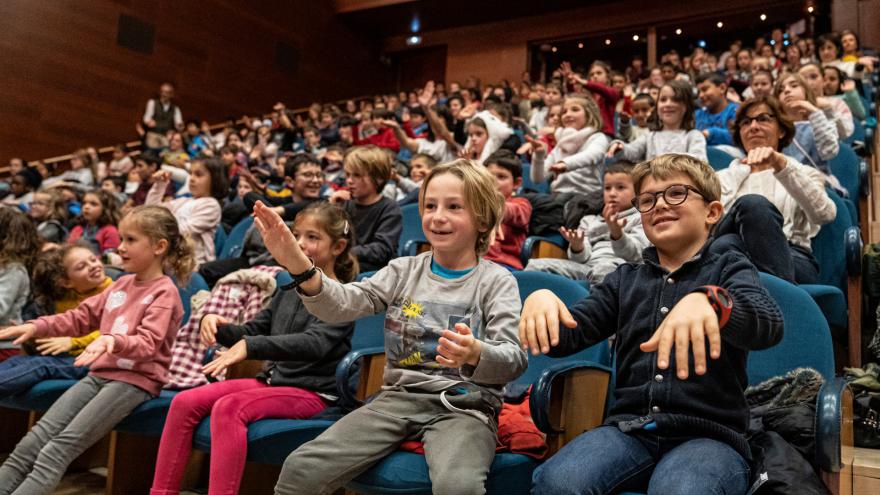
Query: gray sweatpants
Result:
<box><xmin>524</xmin><ymin>257</ymin><xmax>619</xmax><ymax>285</ymax></box>
<box><xmin>0</xmin><ymin>375</ymin><xmax>151</xmax><ymax>495</ymax></box>
<box><xmin>274</xmin><ymin>390</ymin><xmax>498</xmax><ymax>495</ymax></box>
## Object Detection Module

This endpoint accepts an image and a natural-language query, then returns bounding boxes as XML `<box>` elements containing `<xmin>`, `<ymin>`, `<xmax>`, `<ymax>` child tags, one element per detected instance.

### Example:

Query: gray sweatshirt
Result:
<box><xmin>299</xmin><ymin>252</ymin><xmax>528</xmax><ymax>400</ymax></box>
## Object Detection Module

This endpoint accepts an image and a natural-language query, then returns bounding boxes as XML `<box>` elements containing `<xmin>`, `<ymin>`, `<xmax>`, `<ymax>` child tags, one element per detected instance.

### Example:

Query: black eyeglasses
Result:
<box><xmin>632</xmin><ymin>184</ymin><xmax>706</xmax><ymax>213</ymax></box>
<box><xmin>740</xmin><ymin>113</ymin><xmax>776</xmax><ymax>127</ymax></box>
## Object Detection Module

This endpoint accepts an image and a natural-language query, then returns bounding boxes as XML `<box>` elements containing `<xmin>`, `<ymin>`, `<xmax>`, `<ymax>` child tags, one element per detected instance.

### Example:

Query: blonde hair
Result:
<box><xmin>418</xmin><ymin>159</ymin><xmax>505</xmax><ymax>256</ymax></box>
<box><xmin>631</xmin><ymin>154</ymin><xmax>721</xmax><ymax>202</ymax></box>
<box><xmin>122</xmin><ymin>205</ymin><xmax>196</xmax><ymax>284</ymax></box>
<box><xmin>343</xmin><ymin>145</ymin><xmax>393</xmax><ymax>192</ymax></box>
<box><xmin>564</xmin><ymin>93</ymin><xmax>603</xmax><ymax>131</ymax></box>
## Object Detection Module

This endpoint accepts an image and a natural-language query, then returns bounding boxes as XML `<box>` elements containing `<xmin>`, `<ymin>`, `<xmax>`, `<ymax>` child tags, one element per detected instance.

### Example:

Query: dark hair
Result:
<box><xmin>483</xmin><ymin>149</ymin><xmax>523</xmax><ymax>180</ymax></box>
<box><xmin>648</xmin><ymin>81</ymin><xmax>696</xmax><ymax>131</ymax></box>
<box><xmin>822</xmin><ymin>65</ymin><xmax>847</xmax><ymax>95</ymax></box>
<box><xmin>193</xmin><ymin>158</ymin><xmax>229</xmax><ymax>202</ymax></box>
<box><xmin>752</xmin><ymin>69</ymin><xmax>774</xmax><ymax>82</ymax></box>
<box><xmin>409</xmin><ymin>106</ymin><xmax>426</xmax><ymax>118</ymax></box>
<box><xmin>370</xmin><ymin>109</ymin><xmax>395</xmax><ymax>121</ymax></box>
<box><xmin>841</xmin><ymin>29</ymin><xmax>860</xmax><ymax>52</ymax></box>
<box><xmin>817</xmin><ymin>33</ymin><xmax>843</xmax><ymax>58</ymax></box>
<box><xmin>102</xmin><ymin>176</ymin><xmax>126</xmax><ymax>192</ymax></box>
<box><xmin>695</xmin><ymin>72</ymin><xmax>726</xmax><ymax>87</ymax></box>
<box><xmin>632</xmin><ymin>93</ymin><xmax>655</xmax><ymax>106</ymax></box>
<box><xmin>31</xmin><ymin>242</ymin><xmax>100</xmax><ymax>311</ymax></box>
<box><xmin>605</xmin><ymin>160</ymin><xmax>635</xmax><ymax>176</ymax></box>
<box><xmin>82</xmin><ymin>189</ymin><xmax>122</xmax><ymax>228</ymax></box>
<box><xmin>0</xmin><ymin>208</ymin><xmax>40</xmax><ymax>271</ymax></box>
<box><xmin>446</xmin><ymin>94</ymin><xmax>464</xmax><ymax>107</ymax></box>
<box><xmin>15</xmin><ymin>168</ymin><xmax>42</xmax><ymax>190</ymax></box>
<box><xmin>284</xmin><ymin>153</ymin><xmax>321</xmax><ymax>178</ymax></box>
<box><xmin>731</xmin><ymin>96</ymin><xmax>795</xmax><ymax>151</ymax></box>
<box><xmin>295</xmin><ymin>202</ymin><xmax>359</xmax><ymax>283</ymax></box>
<box><xmin>138</xmin><ymin>151</ymin><xmax>162</xmax><ymax>168</ymax></box>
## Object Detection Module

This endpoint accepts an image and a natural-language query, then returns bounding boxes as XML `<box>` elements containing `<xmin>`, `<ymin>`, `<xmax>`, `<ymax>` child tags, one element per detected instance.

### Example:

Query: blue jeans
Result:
<box><xmin>532</xmin><ymin>425</ymin><xmax>750</xmax><ymax>495</ymax></box>
<box><xmin>0</xmin><ymin>355</ymin><xmax>88</xmax><ymax>396</ymax></box>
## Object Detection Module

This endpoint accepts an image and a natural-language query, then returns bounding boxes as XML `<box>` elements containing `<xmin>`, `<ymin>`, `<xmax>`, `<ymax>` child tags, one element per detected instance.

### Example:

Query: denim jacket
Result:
<box><xmin>553</xmin><ymin>239</ymin><xmax>784</xmax><ymax>457</ymax></box>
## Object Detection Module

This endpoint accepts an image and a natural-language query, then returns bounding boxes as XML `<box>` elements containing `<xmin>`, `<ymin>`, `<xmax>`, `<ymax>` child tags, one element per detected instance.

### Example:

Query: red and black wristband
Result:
<box><xmin>693</xmin><ymin>285</ymin><xmax>733</xmax><ymax>328</ymax></box>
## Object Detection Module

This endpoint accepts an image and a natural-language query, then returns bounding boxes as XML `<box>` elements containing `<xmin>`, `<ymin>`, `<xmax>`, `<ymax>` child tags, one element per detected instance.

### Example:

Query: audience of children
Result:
<box><xmin>0</xmin><ymin>205</ymin><xmax>193</xmax><ymax>494</ymax></box>
<box><xmin>0</xmin><ymin>20</ymin><xmax>875</xmax><ymax>494</ymax></box>
<box><xmin>253</xmin><ymin>159</ymin><xmax>527</xmax><ymax>494</ymax></box>
<box><xmin>525</xmin><ymin>161</ymin><xmax>649</xmax><ymax>284</ymax></box>
<box><xmin>150</xmin><ymin>202</ymin><xmax>358</xmax><ymax>495</ymax></box>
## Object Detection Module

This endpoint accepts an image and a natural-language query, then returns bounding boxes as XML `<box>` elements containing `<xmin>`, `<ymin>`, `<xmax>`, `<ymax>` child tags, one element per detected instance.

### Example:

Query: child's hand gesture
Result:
<box><xmin>606</xmin><ymin>141</ymin><xmax>624</xmax><ymax>158</ymax></box>
<box><xmin>380</xmin><ymin>118</ymin><xmax>400</xmax><ymax>129</ymax></box>
<box><xmin>74</xmin><ymin>335</ymin><xmax>115</xmax><ymax>367</ymax></box>
<box><xmin>437</xmin><ymin>323</ymin><xmax>482</xmax><ymax>368</ymax></box>
<box><xmin>559</xmin><ymin>227</ymin><xmax>586</xmax><ymax>253</ymax></box>
<box><xmin>602</xmin><ymin>204</ymin><xmax>627</xmax><ymax>240</ymax></box>
<box><xmin>549</xmin><ymin>162</ymin><xmax>568</xmax><ymax>174</ymax></box>
<box><xmin>151</xmin><ymin>170</ymin><xmax>171</xmax><ymax>183</ymax></box>
<box><xmin>459</xmin><ymin>102</ymin><xmax>479</xmax><ymax>120</ymax></box>
<box><xmin>329</xmin><ymin>189</ymin><xmax>352</xmax><ymax>205</ymax></box>
<box><xmin>200</xmin><ymin>314</ymin><xmax>230</xmax><ymax>346</ymax></box>
<box><xmin>0</xmin><ymin>324</ymin><xmax>36</xmax><ymax>345</ymax></box>
<box><xmin>418</xmin><ymin>81</ymin><xmax>435</xmax><ymax>108</ymax></box>
<box><xmin>252</xmin><ymin>201</ymin><xmax>317</xmax><ymax>291</ymax></box>
<box><xmin>36</xmin><ymin>337</ymin><xmax>73</xmax><ymax>356</ymax></box>
<box><xmin>202</xmin><ymin>340</ymin><xmax>248</xmax><ymax>378</ymax></box>
<box><xmin>841</xmin><ymin>79</ymin><xmax>857</xmax><ymax>93</ymax></box>
<box><xmin>517</xmin><ymin>135</ymin><xmax>546</xmax><ymax>155</ymax></box>
<box><xmin>639</xmin><ymin>292</ymin><xmax>720</xmax><ymax>379</ymax></box>
<box><xmin>519</xmin><ymin>289</ymin><xmax>578</xmax><ymax>355</ymax></box>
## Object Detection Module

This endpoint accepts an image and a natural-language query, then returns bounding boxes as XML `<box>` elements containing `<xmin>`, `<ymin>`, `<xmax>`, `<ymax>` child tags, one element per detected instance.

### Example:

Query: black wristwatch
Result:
<box><xmin>281</xmin><ymin>259</ymin><xmax>318</xmax><ymax>291</ymax></box>
<box><xmin>693</xmin><ymin>285</ymin><xmax>733</xmax><ymax>328</ymax></box>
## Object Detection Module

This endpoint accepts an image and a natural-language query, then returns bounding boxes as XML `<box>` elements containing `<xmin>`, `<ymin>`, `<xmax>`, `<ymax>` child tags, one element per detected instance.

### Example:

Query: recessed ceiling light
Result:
<box><xmin>760</xmin><ymin>14</ymin><xmax>767</xmax><ymax>21</ymax></box>
<box><xmin>551</xmin><ymin>46</ymin><xmax>558</xmax><ymax>52</ymax></box>
<box><xmin>577</xmin><ymin>42</ymin><xmax>584</xmax><ymax>49</ymax></box>
<box><xmin>675</xmin><ymin>28</ymin><xmax>682</xmax><ymax>35</ymax></box>
<box><xmin>807</xmin><ymin>6</ymin><xmax>814</xmax><ymax>13</ymax></box>
<box><xmin>605</xmin><ymin>39</ymin><xmax>611</xmax><ymax>45</ymax></box>
<box><xmin>716</xmin><ymin>21</ymin><xmax>724</xmax><ymax>28</ymax></box>
<box><xmin>632</xmin><ymin>34</ymin><xmax>640</xmax><ymax>41</ymax></box>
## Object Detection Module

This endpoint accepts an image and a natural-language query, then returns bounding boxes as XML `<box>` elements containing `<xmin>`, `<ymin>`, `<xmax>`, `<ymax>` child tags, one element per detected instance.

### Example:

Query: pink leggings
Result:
<box><xmin>150</xmin><ymin>378</ymin><xmax>327</xmax><ymax>495</ymax></box>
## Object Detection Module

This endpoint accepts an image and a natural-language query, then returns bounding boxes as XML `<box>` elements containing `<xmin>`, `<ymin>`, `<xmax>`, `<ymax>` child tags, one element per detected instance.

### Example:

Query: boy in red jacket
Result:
<box><xmin>484</xmin><ymin>150</ymin><xmax>532</xmax><ymax>270</ymax></box>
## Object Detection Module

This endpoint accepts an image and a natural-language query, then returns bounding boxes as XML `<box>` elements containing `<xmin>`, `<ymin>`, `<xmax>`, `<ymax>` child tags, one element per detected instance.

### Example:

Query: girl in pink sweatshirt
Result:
<box><xmin>0</xmin><ymin>205</ymin><xmax>196</xmax><ymax>495</ymax></box>
<box><xmin>147</xmin><ymin>157</ymin><xmax>228</xmax><ymax>266</ymax></box>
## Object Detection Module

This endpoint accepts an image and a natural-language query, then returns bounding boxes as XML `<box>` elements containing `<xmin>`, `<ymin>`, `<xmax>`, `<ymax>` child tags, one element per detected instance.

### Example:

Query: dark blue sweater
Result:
<box><xmin>552</xmin><ymin>240</ymin><xmax>783</xmax><ymax>457</ymax></box>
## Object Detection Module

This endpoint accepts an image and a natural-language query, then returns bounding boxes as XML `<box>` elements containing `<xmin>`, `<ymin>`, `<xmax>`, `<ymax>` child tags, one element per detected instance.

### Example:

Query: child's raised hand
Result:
<box><xmin>548</xmin><ymin>162</ymin><xmax>568</xmax><ymax>174</ymax></box>
<box><xmin>418</xmin><ymin>81</ymin><xmax>435</xmax><ymax>108</ymax></box>
<box><xmin>151</xmin><ymin>170</ymin><xmax>171</xmax><ymax>183</ymax></box>
<box><xmin>36</xmin><ymin>337</ymin><xmax>73</xmax><ymax>356</ymax></box>
<box><xmin>559</xmin><ymin>227</ymin><xmax>586</xmax><ymax>253</ymax></box>
<box><xmin>519</xmin><ymin>289</ymin><xmax>577</xmax><ymax>355</ymax></box>
<box><xmin>252</xmin><ymin>201</ymin><xmax>312</xmax><ymax>277</ymax></box>
<box><xmin>74</xmin><ymin>335</ymin><xmax>115</xmax><ymax>367</ymax></box>
<box><xmin>639</xmin><ymin>292</ymin><xmax>720</xmax><ymax>379</ymax></box>
<box><xmin>841</xmin><ymin>79</ymin><xmax>857</xmax><ymax>93</ymax></box>
<box><xmin>726</xmin><ymin>87</ymin><xmax>741</xmax><ymax>104</ymax></box>
<box><xmin>380</xmin><ymin>118</ymin><xmax>400</xmax><ymax>129</ymax></box>
<box><xmin>436</xmin><ymin>323</ymin><xmax>482</xmax><ymax>368</ymax></box>
<box><xmin>329</xmin><ymin>189</ymin><xmax>352</xmax><ymax>205</ymax></box>
<box><xmin>200</xmin><ymin>314</ymin><xmax>230</xmax><ymax>346</ymax></box>
<box><xmin>606</xmin><ymin>141</ymin><xmax>624</xmax><ymax>158</ymax></box>
<box><xmin>0</xmin><ymin>324</ymin><xmax>36</xmax><ymax>345</ymax></box>
<box><xmin>602</xmin><ymin>204</ymin><xmax>627</xmax><ymax>240</ymax></box>
<box><xmin>518</xmin><ymin>135</ymin><xmax>546</xmax><ymax>155</ymax></box>
<box><xmin>202</xmin><ymin>340</ymin><xmax>248</xmax><ymax>378</ymax></box>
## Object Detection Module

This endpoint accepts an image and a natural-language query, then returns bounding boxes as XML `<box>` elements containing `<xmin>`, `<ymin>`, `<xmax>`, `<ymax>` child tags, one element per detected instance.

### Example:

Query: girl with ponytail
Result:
<box><xmin>0</xmin><ymin>205</ymin><xmax>188</xmax><ymax>494</ymax></box>
<box><xmin>150</xmin><ymin>202</ymin><xmax>357</xmax><ymax>495</ymax></box>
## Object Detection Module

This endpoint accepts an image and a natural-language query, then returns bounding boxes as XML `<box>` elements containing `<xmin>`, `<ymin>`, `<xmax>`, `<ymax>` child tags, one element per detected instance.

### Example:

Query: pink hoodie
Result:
<box><xmin>31</xmin><ymin>274</ymin><xmax>183</xmax><ymax>395</ymax></box>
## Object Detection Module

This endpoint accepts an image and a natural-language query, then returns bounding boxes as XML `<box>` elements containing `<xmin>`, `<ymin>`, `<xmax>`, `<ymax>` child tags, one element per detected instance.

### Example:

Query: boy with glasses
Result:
<box><xmin>523</xmin><ymin>153</ymin><xmax>783</xmax><ymax>495</ymax></box>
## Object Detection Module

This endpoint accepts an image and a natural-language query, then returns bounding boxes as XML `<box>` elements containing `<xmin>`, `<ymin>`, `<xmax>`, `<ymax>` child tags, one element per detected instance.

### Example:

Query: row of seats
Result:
<box><xmin>0</xmin><ymin>270</ymin><xmax>852</xmax><ymax>494</ymax></box>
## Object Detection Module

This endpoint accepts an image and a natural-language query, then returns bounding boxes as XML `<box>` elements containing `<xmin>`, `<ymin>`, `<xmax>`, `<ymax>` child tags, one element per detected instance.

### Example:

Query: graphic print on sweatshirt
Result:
<box><xmin>383</xmin><ymin>296</ymin><xmax>482</xmax><ymax>377</ymax></box>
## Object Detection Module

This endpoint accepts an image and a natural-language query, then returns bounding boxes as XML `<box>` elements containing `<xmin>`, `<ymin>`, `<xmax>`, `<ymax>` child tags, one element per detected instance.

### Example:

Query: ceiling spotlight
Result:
<box><xmin>605</xmin><ymin>39</ymin><xmax>611</xmax><ymax>45</ymax></box>
<box><xmin>632</xmin><ymin>34</ymin><xmax>640</xmax><ymax>41</ymax></box>
<box><xmin>807</xmin><ymin>6</ymin><xmax>814</xmax><ymax>13</ymax></box>
<box><xmin>551</xmin><ymin>46</ymin><xmax>558</xmax><ymax>53</ymax></box>
<box><xmin>698</xmin><ymin>40</ymin><xmax>707</xmax><ymax>48</ymax></box>
<box><xmin>716</xmin><ymin>21</ymin><xmax>724</xmax><ymax>28</ymax></box>
<box><xmin>675</xmin><ymin>28</ymin><xmax>682</xmax><ymax>35</ymax></box>
<box><xmin>577</xmin><ymin>42</ymin><xmax>584</xmax><ymax>49</ymax></box>
<box><xmin>760</xmin><ymin>14</ymin><xmax>767</xmax><ymax>21</ymax></box>
<box><xmin>406</xmin><ymin>35</ymin><xmax>422</xmax><ymax>46</ymax></box>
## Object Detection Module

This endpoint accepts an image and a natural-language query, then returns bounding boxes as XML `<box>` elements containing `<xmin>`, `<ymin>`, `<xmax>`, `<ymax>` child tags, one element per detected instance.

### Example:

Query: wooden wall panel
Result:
<box><xmin>0</xmin><ymin>0</ymin><xmax>391</xmax><ymax>164</ymax></box>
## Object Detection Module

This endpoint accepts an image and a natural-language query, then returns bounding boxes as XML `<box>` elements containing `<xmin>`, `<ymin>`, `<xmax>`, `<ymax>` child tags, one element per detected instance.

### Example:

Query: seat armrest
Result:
<box><xmin>530</xmin><ymin>360</ymin><xmax>612</xmax><ymax>434</ymax></box>
<box><xmin>859</xmin><ymin>159</ymin><xmax>869</xmax><ymax>197</ymax></box>
<box><xmin>845</xmin><ymin>227</ymin><xmax>862</xmax><ymax>277</ymax></box>
<box><xmin>815</xmin><ymin>377</ymin><xmax>853</xmax><ymax>473</ymax></box>
<box><xmin>521</xmin><ymin>236</ymin><xmax>569</xmax><ymax>267</ymax></box>
<box><xmin>335</xmin><ymin>347</ymin><xmax>385</xmax><ymax>407</ymax></box>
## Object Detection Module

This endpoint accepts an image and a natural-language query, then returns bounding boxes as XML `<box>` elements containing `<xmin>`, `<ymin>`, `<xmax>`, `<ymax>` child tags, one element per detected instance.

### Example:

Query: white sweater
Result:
<box><xmin>717</xmin><ymin>157</ymin><xmax>837</xmax><ymax>250</ymax></box>
<box><xmin>613</xmin><ymin>129</ymin><xmax>708</xmax><ymax>163</ymax></box>
<box><xmin>531</xmin><ymin>130</ymin><xmax>610</xmax><ymax>200</ymax></box>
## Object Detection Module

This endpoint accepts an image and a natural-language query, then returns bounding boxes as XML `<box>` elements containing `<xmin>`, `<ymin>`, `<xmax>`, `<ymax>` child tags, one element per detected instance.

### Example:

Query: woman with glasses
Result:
<box><xmin>712</xmin><ymin>96</ymin><xmax>836</xmax><ymax>284</ymax></box>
